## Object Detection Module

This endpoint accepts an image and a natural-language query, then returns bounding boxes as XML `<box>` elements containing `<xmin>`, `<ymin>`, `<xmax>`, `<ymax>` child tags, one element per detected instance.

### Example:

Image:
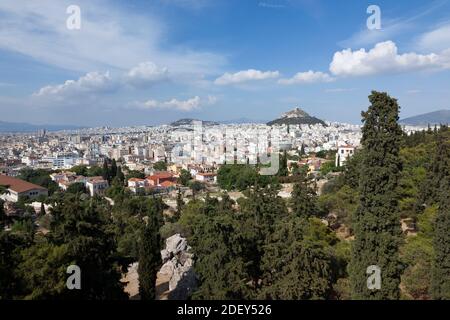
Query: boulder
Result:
<box><xmin>157</xmin><ymin>234</ymin><xmax>197</xmax><ymax>300</ymax></box>
<box><xmin>165</xmin><ymin>233</ymin><xmax>188</xmax><ymax>256</ymax></box>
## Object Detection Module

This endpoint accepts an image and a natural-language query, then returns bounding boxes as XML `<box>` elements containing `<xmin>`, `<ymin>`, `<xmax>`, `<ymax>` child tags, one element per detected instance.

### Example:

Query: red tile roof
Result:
<box><xmin>0</xmin><ymin>175</ymin><xmax>47</xmax><ymax>193</ymax></box>
<box><xmin>160</xmin><ymin>181</ymin><xmax>176</xmax><ymax>188</ymax></box>
<box><xmin>147</xmin><ymin>172</ymin><xmax>174</xmax><ymax>180</ymax></box>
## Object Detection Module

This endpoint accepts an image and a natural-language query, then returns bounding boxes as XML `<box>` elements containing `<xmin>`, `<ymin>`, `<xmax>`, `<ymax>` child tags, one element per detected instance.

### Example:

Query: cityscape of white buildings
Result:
<box><xmin>0</xmin><ymin>120</ymin><xmax>427</xmax><ymax>178</ymax></box>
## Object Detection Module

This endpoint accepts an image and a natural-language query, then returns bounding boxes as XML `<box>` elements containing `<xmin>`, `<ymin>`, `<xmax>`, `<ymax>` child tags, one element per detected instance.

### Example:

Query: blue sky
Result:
<box><xmin>0</xmin><ymin>0</ymin><xmax>450</xmax><ymax>126</ymax></box>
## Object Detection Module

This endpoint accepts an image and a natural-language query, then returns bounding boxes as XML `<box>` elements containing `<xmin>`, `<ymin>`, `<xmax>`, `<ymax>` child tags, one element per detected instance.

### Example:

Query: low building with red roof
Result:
<box><xmin>0</xmin><ymin>175</ymin><xmax>48</xmax><ymax>202</ymax></box>
<box><xmin>146</xmin><ymin>171</ymin><xmax>175</xmax><ymax>186</ymax></box>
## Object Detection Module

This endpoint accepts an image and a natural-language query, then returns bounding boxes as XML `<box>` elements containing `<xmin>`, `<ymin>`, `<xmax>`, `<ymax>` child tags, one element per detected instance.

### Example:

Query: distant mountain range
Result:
<box><xmin>400</xmin><ymin>110</ymin><xmax>450</xmax><ymax>125</ymax></box>
<box><xmin>267</xmin><ymin>107</ymin><xmax>326</xmax><ymax>126</ymax></box>
<box><xmin>169</xmin><ymin>109</ymin><xmax>326</xmax><ymax>127</ymax></box>
<box><xmin>0</xmin><ymin>121</ymin><xmax>83</xmax><ymax>133</ymax></box>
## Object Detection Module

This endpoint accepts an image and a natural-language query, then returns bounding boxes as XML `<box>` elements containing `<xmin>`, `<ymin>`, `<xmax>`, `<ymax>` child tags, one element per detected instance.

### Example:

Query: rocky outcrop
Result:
<box><xmin>158</xmin><ymin>234</ymin><xmax>197</xmax><ymax>300</ymax></box>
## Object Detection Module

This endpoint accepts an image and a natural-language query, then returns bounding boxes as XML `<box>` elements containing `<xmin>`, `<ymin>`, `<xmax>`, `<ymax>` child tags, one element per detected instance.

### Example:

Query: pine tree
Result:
<box><xmin>260</xmin><ymin>216</ymin><xmax>336</xmax><ymax>299</ymax></box>
<box><xmin>349</xmin><ymin>91</ymin><xmax>403</xmax><ymax>299</ymax></box>
<box><xmin>49</xmin><ymin>195</ymin><xmax>127</xmax><ymax>299</ymax></box>
<box><xmin>431</xmin><ymin>134</ymin><xmax>450</xmax><ymax>299</ymax></box>
<box><xmin>290</xmin><ymin>170</ymin><xmax>317</xmax><ymax>217</ymax></box>
<box><xmin>138</xmin><ymin>200</ymin><xmax>162</xmax><ymax>300</ymax></box>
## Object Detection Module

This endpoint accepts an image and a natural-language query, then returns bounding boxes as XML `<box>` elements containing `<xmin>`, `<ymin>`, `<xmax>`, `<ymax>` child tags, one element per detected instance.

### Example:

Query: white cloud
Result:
<box><xmin>278</xmin><ymin>71</ymin><xmax>334</xmax><ymax>84</ymax></box>
<box><xmin>214</xmin><ymin>69</ymin><xmax>280</xmax><ymax>85</ymax></box>
<box><xmin>33</xmin><ymin>71</ymin><xmax>117</xmax><ymax>98</ymax></box>
<box><xmin>0</xmin><ymin>1</ymin><xmax>225</xmax><ymax>75</ymax></box>
<box><xmin>329</xmin><ymin>41</ymin><xmax>449</xmax><ymax>77</ymax></box>
<box><xmin>417</xmin><ymin>23</ymin><xmax>450</xmax><ymax>52</ymax></box>
<box><xmin>163</xmin><ymin>96</ymin><xmax>201</xmax><ymax>111</ymax></box>
<box><xmin>131</xmin><ymin>95</ymin><xmax>216</xmax><ymax>112</ymax></box>
<box><xmin>125</xmin><ymin>61</ymin><xmax>169</xmax><ymax>87</ymax></box>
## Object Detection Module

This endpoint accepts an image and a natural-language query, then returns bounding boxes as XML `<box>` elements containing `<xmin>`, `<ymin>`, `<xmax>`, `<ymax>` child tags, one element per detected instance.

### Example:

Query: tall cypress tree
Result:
<box><xmin>278</xmin><ymin>151</ymin><xmax>289</xmax><ymax>177</ymax></box>
<box><xmin>138</xmin><ymin>200</ymin><xmax>162</xmax><ymax>300</ymax></box>
<box><xmin>39</xmin><ymin>202</ymin><xmax>46</xmax><ymax>216</ymax></box>
<box><xmin>116</xmin><ymin>165</ymin><xmax>125</xmax><ymax>186</ymax></box>
<box><xmin>111</xmin><ymin>159</ymin><xmax>118</xmax><ymax>179</ymax></box>
<box><xmin>299</xmin><ymin>143</ymin><xmax>305</xmax><ymax>157</ymax></box>
<box><xmin>349</xmin><ymin>91</ymin><xmax>403</xmax><ymax>299</ymax></box>
<box><xmin>173</xmin><ymin>188</ymin><xmax>184</xmax><ymax>221</ymax></box>
<box><xmin>431</xmin><ymin>134</ymin><xmax>450</xmax><ymax>299</ymax></box>
<box><xmin>102</xmin><ymin>159</ymin><xmax>110</xmax><ymax>182</ymax></box>
<box><xmin>0</xmin><ymin>199</ymin><xmax>6</xmax><ymax>229</ymax></box>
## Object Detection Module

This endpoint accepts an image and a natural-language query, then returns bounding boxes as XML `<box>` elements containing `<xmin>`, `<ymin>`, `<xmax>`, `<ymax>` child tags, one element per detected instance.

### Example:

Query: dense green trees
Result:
<box><xmin>125</xmin><ymin>170</ymin><xmax>146</xmax><ymax>180</ymax></box>
<box><xmin>191</xmin><ymin>202</ymin><xmax>249</xmax><ymax>299</ymax></box>
<box><xmin>290</xmin><ymin>171</ymin><xmax>318</xmax><ymax>218</ymax></box>
<box><xmin>0</xmin><ymin>231</ymin><xmax>28</xmax><ymax>299</ymax></box>
<box><xmin>49</xmin><ymin>196</ymin><xmax>127</xmax><ymax>299</ymax></box>
<box><xmin>66</xmin><ymin>182</ymin><xmax>87</xmax><ymax>194</ymax></box>
<box><xmin>320</xmin><ymin>123</ymin><xmax>449</xmax><ymax>300</ymax></box>
<box><xmin>431</xmin><ymin>134</ymin><xmax>450</xmax><ymax>299</ymax></box>
<box><xmin>349</xmin><ymin>91</ymin><xmax>403</xmax><ymax>299</ymax></box>
<box><xmin>153</xmin><ymin>161</ymin><xmax>167</xmax><ymax>171</ymax></box>
<box><xmin>18</xmin><ymin>241</ymin><xmax>69</xmax><ymax>299</ymax></box>
<box><xmin>401</xmin><ymin>206</ymin><xmax>435</xmax><ymax>299</ymax></box>
<box><xmin>260</xmin><ymin>216</ymin><xmax>338</xmax><ymax>299</ymax></box>
<box><xmin>1</xmin><ymin>193</ymin><xmax>131</xmax><ymax>300</ymax></box>
<box><xmin>217</xmin><ymin>165</ymin><xmax>274</xmax><ymax>191</ymax></box>
<box><xmin>175</xmin><ymin>174</ymin><xmax>344</xmax><ymax>300</ymax></box>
